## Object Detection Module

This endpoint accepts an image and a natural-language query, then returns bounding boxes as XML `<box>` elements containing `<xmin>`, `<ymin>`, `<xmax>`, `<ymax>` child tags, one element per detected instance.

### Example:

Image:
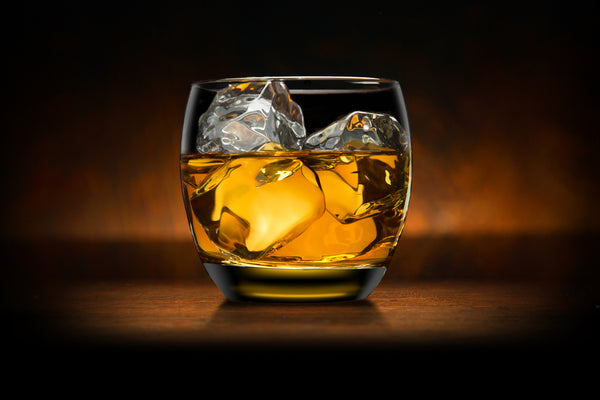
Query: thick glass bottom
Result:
<box><xmin>204</xmin><ymin>263</ymin><xmax>386</xmax><ymax>302</ymax></box>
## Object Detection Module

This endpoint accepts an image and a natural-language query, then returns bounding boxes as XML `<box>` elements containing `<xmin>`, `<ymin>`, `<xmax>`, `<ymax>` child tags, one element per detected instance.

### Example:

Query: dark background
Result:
<box><xmin>1</xmin><ymin>1</ymin><xmax>598</xmax><ymax>279</ymax></box>
<box><xmin>0</xmin><ymin>1</ymin><xmax>598</xmax><ymax>382</ymax></box>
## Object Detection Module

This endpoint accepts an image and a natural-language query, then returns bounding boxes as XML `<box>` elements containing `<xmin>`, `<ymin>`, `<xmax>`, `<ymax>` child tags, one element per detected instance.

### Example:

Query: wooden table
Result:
<box><xmin>2</xmin><ymin>236</ymin><xmax>598</xmax><ymax>378</ymax></box>
<box><xmin>31</xmin><ymin>280</ymin><xmax>593</xmax><ymax>350</ymax></box>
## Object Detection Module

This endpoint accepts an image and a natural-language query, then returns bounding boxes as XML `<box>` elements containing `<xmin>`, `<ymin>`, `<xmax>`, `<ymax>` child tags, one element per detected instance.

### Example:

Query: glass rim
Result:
<box><xmin>191</xmin><ymin>76</ymin><xmax>400</xmax><ymax>94</ymax></box>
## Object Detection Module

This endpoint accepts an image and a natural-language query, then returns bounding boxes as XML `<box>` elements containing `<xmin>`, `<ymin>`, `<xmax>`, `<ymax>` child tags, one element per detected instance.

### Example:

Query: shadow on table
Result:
<box><xmin>207</xmin><ymin>298</ymin><xmax>386</xmax><ymax>329</ymax></box>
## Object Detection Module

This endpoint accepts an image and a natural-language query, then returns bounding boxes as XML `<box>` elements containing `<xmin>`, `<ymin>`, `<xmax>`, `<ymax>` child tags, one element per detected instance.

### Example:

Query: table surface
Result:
<box><xmin>31</xmin><ymin>280</ymin><xmax>591</xmax><ymax>347</ymax></box>
<box><xmin>2</xmin><ymin>236</ymin><xmax>598</xmax><ymax>372</ymax></box>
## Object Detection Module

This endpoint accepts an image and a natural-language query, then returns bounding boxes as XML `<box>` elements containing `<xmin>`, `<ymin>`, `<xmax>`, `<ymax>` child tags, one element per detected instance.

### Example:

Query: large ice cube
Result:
<box><xmin>196</xmin><ymin>81</ymin><xmax>306</xmax><ymax>153</ymax></box>
<box><xmin>304</xmin><ymin>111</ymin><xmax>408</xmax><ymax>151</ymax></box>
<box><xmin>307</xmin><ymin>153</ymin><xmax>405</xmax><ymax>224</ymax></box>
<box><xmin>190</xmin><ymin>157</ymin><xmax>325</xmax><ymax>259</ymax></box>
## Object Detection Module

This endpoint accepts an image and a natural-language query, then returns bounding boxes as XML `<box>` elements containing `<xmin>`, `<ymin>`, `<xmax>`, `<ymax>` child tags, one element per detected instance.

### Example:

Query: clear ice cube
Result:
<box><xmin>196</xmin><ymin>81</ymin><xmax>306</xmax><ymax>153</ymax></box>
<box><xmin>304</xmin><ymin>111</ymin><xmax>408</xmax><ymax>151</ymax></box>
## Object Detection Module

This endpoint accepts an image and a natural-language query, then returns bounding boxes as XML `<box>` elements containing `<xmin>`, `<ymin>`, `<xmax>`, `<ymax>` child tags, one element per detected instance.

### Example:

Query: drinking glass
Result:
<box><xmin>180</xmin><ymin>76</ymin><xmax>411</xmax><ymax>301</ymax></box>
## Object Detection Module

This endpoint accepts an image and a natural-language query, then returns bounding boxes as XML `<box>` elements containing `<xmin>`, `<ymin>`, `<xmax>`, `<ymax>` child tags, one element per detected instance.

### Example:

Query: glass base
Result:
<box><xmin>204</xmin><ymin>263</ymin><xmax>386</xmax><ymax>302</ymax></box>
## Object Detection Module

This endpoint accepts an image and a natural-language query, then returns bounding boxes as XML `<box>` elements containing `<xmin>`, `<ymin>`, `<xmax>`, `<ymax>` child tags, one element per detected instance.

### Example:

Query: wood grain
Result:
<box><xmin>2</xmin><ymin>237</ymin><xmax>597</xmax><ymax>367</ymax></box>
<box><xmin>24</xmin><ymin>280</ymin><xmax>588</xmax><ymax>351</ymax></box>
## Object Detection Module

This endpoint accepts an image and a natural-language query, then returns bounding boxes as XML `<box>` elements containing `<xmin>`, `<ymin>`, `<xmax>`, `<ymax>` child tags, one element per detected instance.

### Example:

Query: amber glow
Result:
<box><xmin>181</xmin><ymin>151</ymin><xmax>408</xmax><ymax>266</ymax></box>
<box><xmin>3</xmin><ymin>76</ymin><xmax>595</xmax><ymax>241</ymax></box>
<box><xmin>405</xmin><ymin>88</ymin><xmax>595</xmax><ymax>236</ymax></box>
<box><xmin>2</xmin><ymin>0</ymin><xmax>595</xmax><ymax>251</ymax></box>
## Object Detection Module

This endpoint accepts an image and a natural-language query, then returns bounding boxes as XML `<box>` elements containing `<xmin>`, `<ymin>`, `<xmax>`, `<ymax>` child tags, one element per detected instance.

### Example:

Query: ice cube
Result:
<box><xmin>304</xmin><ymin>111</ymin><xmax>408</xmax><ymax>151</ymax></box>
<box><xmin>315</xmin><ymin>156</ymin><xmax>365</xmax><ymax>223</ymax></box>
<box><xmin>269</xmin><ymin>211</ymin><xmax>377</xmax><ymax>262</ymax></box>
<box><xmin>196</xmin><ymin>81</ymin><xmax>306</xmax><ymax>153</ymax></box>
<box><xmin>308</xmin><ymin>153</ymin><xmax>405</xmax><ymax>224</ymax></box>
<box><xmin>190</xmin><ymin>157</ymin><xmax>325</xmax><ymax>258</ymax></box>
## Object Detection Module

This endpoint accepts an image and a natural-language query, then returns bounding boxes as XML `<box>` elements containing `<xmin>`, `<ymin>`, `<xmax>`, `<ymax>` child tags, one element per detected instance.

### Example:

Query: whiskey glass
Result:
<box><xmin>180</xmin><ymin>76</ymin><xmax>411</xmax><ymax>301</ymax></box>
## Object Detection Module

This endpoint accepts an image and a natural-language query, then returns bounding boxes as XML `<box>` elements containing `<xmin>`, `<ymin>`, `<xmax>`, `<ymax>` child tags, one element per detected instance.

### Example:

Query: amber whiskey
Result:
<box><xmin>181</xmin><ymin>150</ymin><xmax>410</xmax><ymax>301</ymax></box>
